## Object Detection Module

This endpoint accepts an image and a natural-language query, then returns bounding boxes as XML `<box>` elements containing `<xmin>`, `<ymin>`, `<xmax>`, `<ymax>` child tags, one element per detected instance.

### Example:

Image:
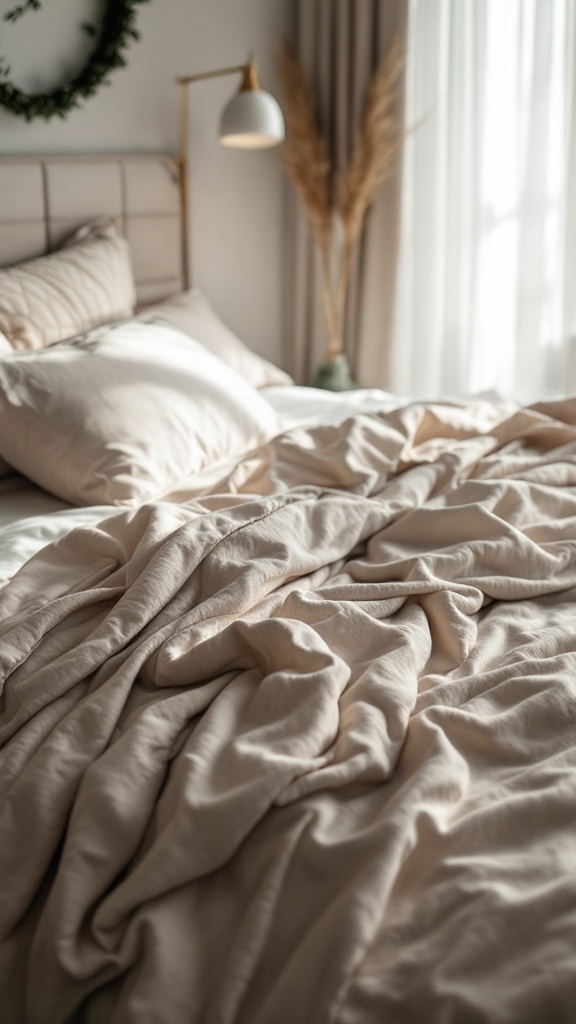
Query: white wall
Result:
<box><xmin>0</xmin><ymin>0</ymin><xmax>295</xmax><ymax>366</ymax></box>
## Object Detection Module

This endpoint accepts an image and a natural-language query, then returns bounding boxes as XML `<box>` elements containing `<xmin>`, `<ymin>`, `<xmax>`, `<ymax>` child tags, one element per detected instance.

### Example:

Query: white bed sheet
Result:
<box><xmin>263</xmin><ymin>384</ymin><xmax>409</xmax><ymax>428</ymax></box>
<box><xmin>0</xmin><ymin>473</ymin><xmax>70</xmax><ymax>527</ymax></box>
<box><xmin>0</xmin><ymin>475</ymin><xmax>112</xmax><ymax>583</ymax></box>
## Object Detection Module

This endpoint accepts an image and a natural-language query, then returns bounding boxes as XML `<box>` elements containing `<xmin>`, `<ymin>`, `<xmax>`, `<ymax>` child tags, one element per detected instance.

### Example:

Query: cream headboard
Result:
<box><xmin>0</xmin><ymin>154</ymin><xmax>183</xmax><ymax>305</ymax></box>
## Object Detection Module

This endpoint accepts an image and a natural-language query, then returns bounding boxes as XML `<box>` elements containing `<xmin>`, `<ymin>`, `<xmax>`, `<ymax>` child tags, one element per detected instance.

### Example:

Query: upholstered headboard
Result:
<box><xmin>0</xmin><ymin>154</ymin><xmax>183</xmax><ymax>305</ymax></box>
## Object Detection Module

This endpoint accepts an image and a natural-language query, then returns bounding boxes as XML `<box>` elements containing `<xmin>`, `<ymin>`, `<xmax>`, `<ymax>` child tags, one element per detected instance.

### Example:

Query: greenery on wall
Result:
<box><xmin>0</xmin><ymin>0</ymin><xmax>150</xmax><ymax>121</ymax></box>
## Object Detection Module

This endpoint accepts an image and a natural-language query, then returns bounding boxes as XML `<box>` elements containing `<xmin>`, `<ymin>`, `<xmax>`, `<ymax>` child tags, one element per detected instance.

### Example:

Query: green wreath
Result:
<box><xmin>0</xmin><ymin>0</ymin><xmax>150</xmax><ymax>121</ymax></box>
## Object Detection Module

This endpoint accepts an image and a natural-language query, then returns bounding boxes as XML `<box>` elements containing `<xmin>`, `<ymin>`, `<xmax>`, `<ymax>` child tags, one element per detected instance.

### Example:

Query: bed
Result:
<box><xmin>0</xmin><ymin>154</ymin><xmax>575</xmax><ymax>1024</ymax></box>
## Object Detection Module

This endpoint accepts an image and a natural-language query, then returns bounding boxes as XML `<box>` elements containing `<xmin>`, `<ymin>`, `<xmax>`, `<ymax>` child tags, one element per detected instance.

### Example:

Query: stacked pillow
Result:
<box><xmin>136</xmin><ymin>287</ymin><xmax>293</xmax><ymax>389</ymax></box>
<box><xmin>0</xmin><ymin>221</ymin><xmax>294</xmax><ymax>503</ymax></box>
<box><xmin>0</xmin><ymin>219</ymin><xmax>293</xmax><ymax>388</ymax></box>
<box><xmin>0</xmin><ymin>220</ymin><xmax>136</xmax><ymax>350</ymax></box>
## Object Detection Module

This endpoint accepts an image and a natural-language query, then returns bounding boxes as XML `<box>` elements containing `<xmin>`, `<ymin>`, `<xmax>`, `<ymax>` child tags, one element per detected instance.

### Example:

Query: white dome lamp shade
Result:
<box><xmin>219</xmin><ymin>62</ymin><xmax>285</xmax><ymax>149</ymax></box>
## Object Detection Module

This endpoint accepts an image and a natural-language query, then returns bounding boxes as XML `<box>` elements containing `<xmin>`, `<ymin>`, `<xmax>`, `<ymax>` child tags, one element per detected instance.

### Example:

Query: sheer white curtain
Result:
<box><xmin>392</xmin><ymin>0</ymin><xmax>576</xmax><ymax>403</ymax></box>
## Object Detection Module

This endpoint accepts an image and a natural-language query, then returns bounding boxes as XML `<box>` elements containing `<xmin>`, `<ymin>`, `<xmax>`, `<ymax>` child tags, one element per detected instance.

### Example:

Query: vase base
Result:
<box><xmin>312</xmin><ymin>355</ymin><xmax>358</xmax><ymax>392</ymax></box>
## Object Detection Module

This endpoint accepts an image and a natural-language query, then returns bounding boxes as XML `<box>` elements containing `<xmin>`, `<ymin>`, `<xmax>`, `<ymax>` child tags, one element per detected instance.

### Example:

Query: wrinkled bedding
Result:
<box><xmin>1</xmin><ymin>397</ymin><xmax>576</xmax><ymax>1024</ymax></box>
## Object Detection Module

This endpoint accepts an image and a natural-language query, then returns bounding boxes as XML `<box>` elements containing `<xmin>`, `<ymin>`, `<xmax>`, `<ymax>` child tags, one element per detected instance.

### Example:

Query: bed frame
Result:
<box><xmin>0</xmin><ymin>153</ymin><xmax>184</xmax><ymax>305</ymax></box>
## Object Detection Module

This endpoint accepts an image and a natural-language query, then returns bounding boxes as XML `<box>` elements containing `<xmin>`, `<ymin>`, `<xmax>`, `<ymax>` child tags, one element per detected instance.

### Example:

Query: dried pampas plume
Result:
<box><xmin>276</xmin><ymin>38</ymin><xmax>404</xmax><ymax>364</ymax></box>
<box><xmin>275</xmin><ymin>40</ymin><xmax>332</xmax><ymax>251</ymax></box>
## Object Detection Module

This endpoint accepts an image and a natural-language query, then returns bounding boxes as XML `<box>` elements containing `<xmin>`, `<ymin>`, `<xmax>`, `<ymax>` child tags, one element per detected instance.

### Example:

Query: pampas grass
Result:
<box><xmin>277</xmin><ymin>38</ymin><xmax>404</xmax><ymax>362</ymax></box>
<box><xmin>275</xmin><ymin>40</ymin><xmax>338</xmax><ymax>348</ymax></box>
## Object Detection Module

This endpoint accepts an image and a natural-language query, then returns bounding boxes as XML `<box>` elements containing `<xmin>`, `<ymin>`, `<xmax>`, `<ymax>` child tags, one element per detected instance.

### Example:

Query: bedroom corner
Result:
<box><xmin>0</xmin><ymin>5</ymin><xmax>575</xmax><ymax>1024</ymax></box>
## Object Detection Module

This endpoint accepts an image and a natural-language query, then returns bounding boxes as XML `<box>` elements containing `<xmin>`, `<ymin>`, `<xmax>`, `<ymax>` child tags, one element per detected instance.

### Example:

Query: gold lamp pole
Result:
<box><xmin>176</xmin><ymin>60</ymin><xmax>284</xmax><ymax>288</ymax></box>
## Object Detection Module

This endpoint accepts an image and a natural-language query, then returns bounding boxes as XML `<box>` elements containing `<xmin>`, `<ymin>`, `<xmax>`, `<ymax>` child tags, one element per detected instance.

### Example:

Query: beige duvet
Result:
<box><xmin>0</xmin><ymin>398</ymin><xmax>575</xmax><ymax>1023</ymax></box>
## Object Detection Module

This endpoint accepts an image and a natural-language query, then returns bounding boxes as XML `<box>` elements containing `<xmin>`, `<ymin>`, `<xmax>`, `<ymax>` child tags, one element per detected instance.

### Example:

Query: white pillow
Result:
<box><xmin>137</xmin><ymin>287</ymin><xmax>293</xmax><ymax>389</ymax></box>
<box><xmin>0</xmin><ymin>220</ymin><xmax>136</xmax><ymax>351</ymax></box>
<box><xmin>0</xmin><ymin>321</ymin><xmax>282</xmax><ymax>507</ymax></box>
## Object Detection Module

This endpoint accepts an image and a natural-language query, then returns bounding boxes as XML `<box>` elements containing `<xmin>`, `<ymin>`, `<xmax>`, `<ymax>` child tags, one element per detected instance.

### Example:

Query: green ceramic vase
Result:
<box><xmin>312</xmin><ymin>354</ymin><xmax>358</xmax><ymax>391</ymax></box>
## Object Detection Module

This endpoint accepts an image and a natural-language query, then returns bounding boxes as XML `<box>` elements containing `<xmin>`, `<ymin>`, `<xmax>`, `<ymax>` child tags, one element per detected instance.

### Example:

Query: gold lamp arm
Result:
<box><xmin>178</xmin><ymin>64</ymin><xmax>249</xmax><ymax>87</ymax></box>
<box><xmin>177</xmin><ymin>63</ymin><xmax>255</xmax><ymax>289</ymax></box>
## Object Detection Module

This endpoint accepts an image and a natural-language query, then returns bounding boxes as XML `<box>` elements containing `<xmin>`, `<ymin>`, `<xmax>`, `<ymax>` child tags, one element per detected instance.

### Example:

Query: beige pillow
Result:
<box><xmin>137</xmin><ymin>287</ymin><xmax>294</xmax><ymax>388</ymax></box>
<box><xmin>0</xmin><ymin>320</ymin><xmax>282</xmax><ymax>507</ymax></box>
<box><xmin>0</xmin><ymin>220</ymin><xmax>136</xmax><ymax>350</ymax></box>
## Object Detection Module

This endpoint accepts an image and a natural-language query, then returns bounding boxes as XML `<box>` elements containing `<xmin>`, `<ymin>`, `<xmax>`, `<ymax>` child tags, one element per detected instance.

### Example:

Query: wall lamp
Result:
<box><xmin>177</xmin><ymin>59</ymin><xmax>285</xmax><ymax>286</ymax></box>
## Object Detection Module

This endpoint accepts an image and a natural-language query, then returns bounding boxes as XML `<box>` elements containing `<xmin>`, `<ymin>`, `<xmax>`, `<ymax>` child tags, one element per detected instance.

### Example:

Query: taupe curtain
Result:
<box><xmin>283</xmin><ymin>0</ymin><xmax>408</xmax><ymax>387</ymax></box>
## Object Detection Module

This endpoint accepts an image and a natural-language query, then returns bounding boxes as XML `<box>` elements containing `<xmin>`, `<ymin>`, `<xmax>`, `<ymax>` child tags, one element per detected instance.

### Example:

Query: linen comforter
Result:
<box><xmin>1</xmin><ymin>397</ymin><xmax>575</xmax><ymax>1024</ymax></box>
